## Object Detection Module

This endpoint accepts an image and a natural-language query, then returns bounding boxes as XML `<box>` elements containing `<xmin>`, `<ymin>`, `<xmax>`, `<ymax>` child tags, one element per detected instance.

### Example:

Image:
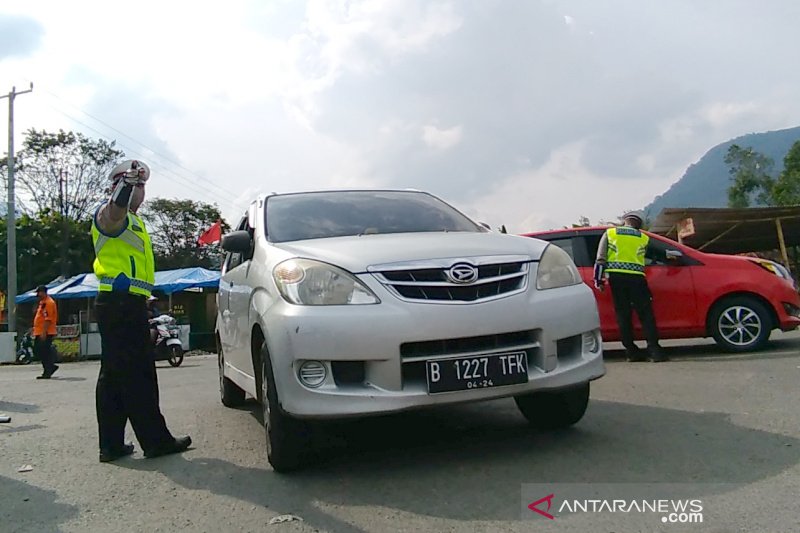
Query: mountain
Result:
<box><xmin>644</xmin><ymin>126</ymin><xmax>800</xmax><ymax>218</ymax></box>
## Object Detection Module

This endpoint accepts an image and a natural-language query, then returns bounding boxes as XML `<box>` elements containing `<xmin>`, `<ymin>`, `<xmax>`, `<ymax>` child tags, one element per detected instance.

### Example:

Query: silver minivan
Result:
<box><xmin>217</xmin><ymin>190</ymin><xmax>605</xmax><ymax>471</ymax></box>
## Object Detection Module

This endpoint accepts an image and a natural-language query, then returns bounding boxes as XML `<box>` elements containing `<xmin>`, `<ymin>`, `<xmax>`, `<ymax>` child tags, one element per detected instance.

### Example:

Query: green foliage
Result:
<box><xmin>725</xmin><ymin>141</ymin><xmax>800</xmax><ymax>207</ymax></box>
<box><xmin>0</xmin><ymin>128</ymin><xmax>124</xmax><ymax>220</ymax></box>
<box><xmin>724</xmin><ymin>144</ymin><xmax>775</xmax><ymax>208</ymax></box>
<box><xmin>771</xmin><ymin>141</ymin><xmax>800</xmax><ymax>206</ymax></box>
<box><xmin>0</xmin><ymin>210</ymin><xmax>94</xmax><ymax>293</ymax></box>
<box><xmin>139</xmin><ymin>198</ymin><xmax>230</xmax><ymax>270</ymax></box>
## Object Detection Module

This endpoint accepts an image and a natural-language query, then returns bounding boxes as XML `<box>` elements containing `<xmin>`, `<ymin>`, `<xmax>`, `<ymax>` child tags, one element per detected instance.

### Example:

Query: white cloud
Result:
<box><xmin>4</xmin><ymin>0</ymin><xmax>800</xmax><ymax>233</ymax></box>
<box><xmin>421</xmin><ymin>124</ymin><xmax>463</xmax><ymax>150</ymax></box>
<box><xmin>460</xmin><ymin>142</ymin><xmax>671</xmax><ymax>233</ymax></box>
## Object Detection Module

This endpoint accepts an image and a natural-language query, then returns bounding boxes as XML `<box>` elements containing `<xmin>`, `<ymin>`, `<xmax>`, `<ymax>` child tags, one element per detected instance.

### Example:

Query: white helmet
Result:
<box><xmin>622</xmin><ymin>210</ymin><xmax>645</xmax><ymax>223</ymax></box>
<box><xmin>109</xmin><ymin>159</ymin><xmax>150</xmax><ymax>182</ymax></box>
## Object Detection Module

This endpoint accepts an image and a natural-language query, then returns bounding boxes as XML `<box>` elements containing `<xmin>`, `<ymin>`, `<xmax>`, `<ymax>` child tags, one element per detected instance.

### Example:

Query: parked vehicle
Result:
<box><xmin>523</xmin><ymin>226</ymin><xmax>800</xmax><ymax>352</ymax></box>
<box><xmin>16</xmin><ymin>330</ymin><xmax>34</xmax><ymax>364</ymax></box>
<box><xmin>150</xmin><ymin>314</ymin><xmax>184</xmax><ymax>367</ymax></box>
<box><xmin>217</xmin><ymin>189</ymin><xmax>605</xmax><ymax>471</ymax></box>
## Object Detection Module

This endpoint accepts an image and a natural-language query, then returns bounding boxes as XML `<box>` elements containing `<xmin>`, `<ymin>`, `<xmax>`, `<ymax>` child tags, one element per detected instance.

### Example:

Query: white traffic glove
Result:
<box><xmin>122</xmin><ymin>160</ymin><xmax>150</xmax><ymax>185</ymax></box>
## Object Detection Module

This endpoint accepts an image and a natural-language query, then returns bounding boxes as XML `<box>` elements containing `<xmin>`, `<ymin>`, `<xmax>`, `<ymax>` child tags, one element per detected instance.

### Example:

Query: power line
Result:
<box><xmin>22</xmin><ymin>83</ymin><xmax>249</xmax><ymax>214</ymax></box>
<box><xmin>38</xmin><ymin>100</ymin><xmax>245</xmax><ymax>214</ymax></box>
<box><xmin>37</xmin><ymin>85</ymin><xmax>244</xmax><ymax>204</ymax></box>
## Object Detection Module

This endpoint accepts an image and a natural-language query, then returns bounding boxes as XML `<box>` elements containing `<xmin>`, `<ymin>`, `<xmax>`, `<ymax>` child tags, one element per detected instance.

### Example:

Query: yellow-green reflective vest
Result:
<box><xmin>91</xmin><ymin>211</ymin><xmax>155</xmax><ymax>297</ymax></box>
<box><xmin>605</xmin><ymin>226</ymin><xmax>648</xmax><ymax>276</ymax></box>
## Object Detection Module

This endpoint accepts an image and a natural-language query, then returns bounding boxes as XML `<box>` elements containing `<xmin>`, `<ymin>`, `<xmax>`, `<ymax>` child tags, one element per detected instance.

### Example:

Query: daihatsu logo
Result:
<box><xmin>447</xmin><ymin>263</ymin><xmax>479</xmax><ymax>284</ymax></box>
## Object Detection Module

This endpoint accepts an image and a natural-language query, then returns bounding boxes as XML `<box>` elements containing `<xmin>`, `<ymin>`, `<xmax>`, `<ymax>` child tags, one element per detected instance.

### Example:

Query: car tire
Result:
<box><xmin>514</xmin><ymin>383</ymin><xmax>590</xmax><ymax>430</ymax></box>
<box><xmin>260</xmin><ymin>343</ymin><xmax>311</xmax><ymax>473</ymax></box>
<box><xmin>219</xmin><ymin>349</ymin><xmax>246</xmax><ymax>408</ymax></box>
<box><xmin>709</xmin><ymin>296</ymin><xmax>772</xmax><ymax>352</ymax></box>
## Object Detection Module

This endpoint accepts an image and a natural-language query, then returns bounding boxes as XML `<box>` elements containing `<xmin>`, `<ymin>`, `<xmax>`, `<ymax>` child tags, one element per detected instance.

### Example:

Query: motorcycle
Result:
<box><xmin>149</xmin><ymin>314</ymin><xmax>184</xmax><ymax>367</ymax></box>
<box><xmin>16</xmin><ymin>330</ymin><xmax>34</xmax><ymax>364</ymax></box>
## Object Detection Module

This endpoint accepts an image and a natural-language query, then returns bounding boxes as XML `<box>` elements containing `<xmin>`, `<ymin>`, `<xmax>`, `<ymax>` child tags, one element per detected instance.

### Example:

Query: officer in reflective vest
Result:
<box><xmin>92</xmin><ymin>159</ymin><xmax>192</xmax><ymax>462</ymax></box>
<box><xmin>594</xmin><ymin>210</ymin><xmax>667</xmax><ymax>362</ymax></box>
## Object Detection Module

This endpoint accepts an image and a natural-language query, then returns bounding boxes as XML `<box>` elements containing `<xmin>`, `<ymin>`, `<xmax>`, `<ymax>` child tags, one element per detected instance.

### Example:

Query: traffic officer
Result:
<box><xmin>92</xmin><ymin>159</ymin><xmax>191</xmax><ymax>462</ymax></box>
<box><xmin>33</xmin><ymin>284</ymin><xmax>59</xmax><ymax>379</ymax></box>
<box><xmin>594</xmin><ymin>210</ymin><xmax>668</xmax><ymax>362</ymax></box>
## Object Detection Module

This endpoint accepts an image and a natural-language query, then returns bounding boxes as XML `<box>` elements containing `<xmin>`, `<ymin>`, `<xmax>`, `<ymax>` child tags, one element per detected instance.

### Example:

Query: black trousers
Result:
<box><xmin>95</xmin><ymin>292</ymin><xmax>174</xmax><ymax>453</ymax></box>
<box><xmin>608</xmin><ymin>273</ymin><xmax>661</xmax><ymax>351</ymax></box>
<box><xmin>34</xmin><ymin>335</ymin><xmax>57</xmax><ymax>375</ymax></box>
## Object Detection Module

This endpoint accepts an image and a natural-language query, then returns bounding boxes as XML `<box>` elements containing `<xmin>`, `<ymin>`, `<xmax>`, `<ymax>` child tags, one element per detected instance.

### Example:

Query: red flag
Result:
<box><xmin>198</xmin><ymin>220</ymin><xmax>222</xmax><ymax>246</ymax></box>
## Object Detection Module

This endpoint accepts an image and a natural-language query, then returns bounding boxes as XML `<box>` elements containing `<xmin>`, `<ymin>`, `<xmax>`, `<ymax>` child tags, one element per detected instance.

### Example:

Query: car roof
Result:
<box><xmin>521</xmin><ymin>226</ymin><xmax>613</xmax><ymax>237</ymax></box>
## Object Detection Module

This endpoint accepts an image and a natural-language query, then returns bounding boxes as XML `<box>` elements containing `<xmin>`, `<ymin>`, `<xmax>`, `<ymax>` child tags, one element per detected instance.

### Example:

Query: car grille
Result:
<box><xmin>401</xmin><ymin>329</ymin><xmax>539</xmax><ymax>360</ymax></box>
<box><xmin>370</xmin><ymin>256</ymin><xmax>530</xmax><ymax>303</ymax></box>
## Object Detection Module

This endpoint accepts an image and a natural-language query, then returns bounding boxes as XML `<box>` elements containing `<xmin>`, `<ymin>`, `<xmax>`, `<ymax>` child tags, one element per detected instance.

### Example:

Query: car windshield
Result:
<box><xmin>265</xmin><ymin>190</ymin><xmax>483</xmax><ymax>243</ymax></box>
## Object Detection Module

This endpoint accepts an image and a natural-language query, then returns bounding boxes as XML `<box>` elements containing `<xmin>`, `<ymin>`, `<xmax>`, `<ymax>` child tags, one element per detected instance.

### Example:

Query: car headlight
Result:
<box><xmin>273</xmin><ymin>259</ymin><xmax>380</xmax><ymax>305</ymax></box>
<box><xmin>536</xmin><ymin>244</ymin><xmax>582</xmax><ymax>290</ymax></box>
<box><xmin>751</xmin><ymin>259</ymin><xmax>796</xmax><ymax>288</ymax></box>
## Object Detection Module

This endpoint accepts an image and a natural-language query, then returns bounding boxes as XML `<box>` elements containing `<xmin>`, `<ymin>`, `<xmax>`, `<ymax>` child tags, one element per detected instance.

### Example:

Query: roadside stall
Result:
<box><xmin>14</xmin><ymin>267</ymin><xmax>220</xmax><ymax>360</ymax></box>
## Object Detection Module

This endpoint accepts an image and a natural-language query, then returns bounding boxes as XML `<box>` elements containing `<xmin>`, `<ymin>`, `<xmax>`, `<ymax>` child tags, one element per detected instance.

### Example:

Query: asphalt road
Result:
<box><xmin>1</xmin><ymin>333</ymin><xmax>799</xmax><ymax>533</ymax></box>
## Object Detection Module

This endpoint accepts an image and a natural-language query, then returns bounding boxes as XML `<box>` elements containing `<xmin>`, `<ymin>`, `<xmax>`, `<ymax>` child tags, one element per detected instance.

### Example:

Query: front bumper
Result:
<box><xmin>261</xmin><ymin>281</ymin><xmax>605</xmax><ymax>419</ymax></box>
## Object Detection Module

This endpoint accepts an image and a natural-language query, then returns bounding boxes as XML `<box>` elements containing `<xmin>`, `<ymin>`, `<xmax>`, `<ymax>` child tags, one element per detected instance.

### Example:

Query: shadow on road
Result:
<box><xmin>0</xmin><ymin>424</ymin><xmax>48</xmax><ymax>435</ymax></box>
<box><xmin>0</xmin><ymin>475</ymin><xmax>79</xmax><ymax>532</ymax></box>
<box><xmin>114</xmin><ymin>399</ymin><xmax>800</xmax><ymax>531</ymax></box>
<box><xmin>0</xmin><ymin>400</ymin><xmax>40</xmax><ymax>414</ymax></box>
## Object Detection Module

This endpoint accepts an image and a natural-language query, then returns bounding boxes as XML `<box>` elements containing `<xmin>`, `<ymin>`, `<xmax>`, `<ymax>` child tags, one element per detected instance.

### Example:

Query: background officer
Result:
<box><xmin>92</xmin><ymin>159</ymin><xmax>191</xmax><ymax>462</ymax></box>
<box><xmin>33</xmin><ymin>284</ymin><xmax>59</xmax><ymax>379</ymax></box>
<box><xmin>594</xmin><ymin>210</ymin><xmax>668</xmax><ymax>362</ymax></box>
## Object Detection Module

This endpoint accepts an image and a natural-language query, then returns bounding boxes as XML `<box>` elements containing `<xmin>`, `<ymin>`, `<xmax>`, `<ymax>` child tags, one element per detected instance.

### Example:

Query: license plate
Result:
<box><xmin>426</xmin><ymin>351</ymin><xmax>528</xmax><ymax>394</ymax></box>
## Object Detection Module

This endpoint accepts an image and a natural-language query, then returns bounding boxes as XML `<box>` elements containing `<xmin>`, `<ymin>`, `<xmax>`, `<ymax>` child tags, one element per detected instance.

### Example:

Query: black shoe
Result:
<box><xmin>37</xmin><ymin>365</ymin><xmax>59</xmax><ymax>379</ymax></box>
<box><xmin>145</xmin><ymin>436</ymin><xmax>192</xmax><ymax>459</ymax></box>
<box><xmin>625</xmin><ymin>347</ymin><xmax>648</xmax><ymax>362</ymax></box>
<box><xmin>99</xmin><ymin>443</ymin><xmax>135</xmax><ymax>463</ymax></box>
<box><xmin>649</xmin><ymin>347</ymin><xmax>669</xmax><ymax>363</ymax></box>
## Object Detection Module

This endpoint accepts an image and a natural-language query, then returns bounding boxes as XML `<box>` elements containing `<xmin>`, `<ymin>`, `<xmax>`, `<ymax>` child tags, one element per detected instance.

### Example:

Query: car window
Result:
<box><xmin>224</xmin><ymin>216</ymin><xmax>250</xmax><ymax>271</ymax></box>
<box><xmin>265</xmin><ymin>191</ymin><xmax>483</xmax><ymax>243</ymax></box>
<box><xmin>546</xmin><ymin>237</ymin><xmax>575</xmax><ymax>261</ymax></box>
<box><xmin>646</xmin><ymin>238</ymin><xmax>678</xmax><ymax>266</ymax></box>
<box><xmin>529</xmin><ymin>233</ymin><xmax>596</xmax><ymax>267</ymax></box>
<box><xmin>585</xmin><ymin>234</ymin><xmax>602</xmax><ymax>262</ymax></box>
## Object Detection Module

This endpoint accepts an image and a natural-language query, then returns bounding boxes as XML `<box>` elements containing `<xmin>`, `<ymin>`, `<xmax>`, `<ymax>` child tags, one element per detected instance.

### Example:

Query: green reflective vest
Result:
<box><xmin>91</xmin><ymin>211</ymin><xmax>155</xmax><ymax>297</ymax></box>
<box><xmin>605</xmin><ymin>226</ymin><xmax>648</xmax><ymax>276</ymax></box>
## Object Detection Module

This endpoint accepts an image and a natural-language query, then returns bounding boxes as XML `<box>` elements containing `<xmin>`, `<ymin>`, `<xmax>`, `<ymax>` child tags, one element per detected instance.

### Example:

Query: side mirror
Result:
<box><xmin>221</xmin><ymin>230</ymin><xmax>252</xmax><ymax>254</ymax></box>
<box><xmin>666</xmin><ymin>249</ymin><xmax>683</xmax><ymax>261</ymax></box>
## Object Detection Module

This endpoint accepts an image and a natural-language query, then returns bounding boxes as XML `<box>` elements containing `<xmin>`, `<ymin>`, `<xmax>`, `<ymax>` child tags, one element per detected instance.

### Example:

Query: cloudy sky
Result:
<box><xmin>2</xmin><ymin>0</ymin><xmax>800</xmax><ymax>231</ymax></box>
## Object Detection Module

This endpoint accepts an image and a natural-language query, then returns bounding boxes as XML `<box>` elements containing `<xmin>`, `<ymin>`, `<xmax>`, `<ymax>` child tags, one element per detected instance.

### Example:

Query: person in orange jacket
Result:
<box><xmin>33</xmin><ymin>285</ymin><xmax>59</xmax><ymax>378</ymax></box>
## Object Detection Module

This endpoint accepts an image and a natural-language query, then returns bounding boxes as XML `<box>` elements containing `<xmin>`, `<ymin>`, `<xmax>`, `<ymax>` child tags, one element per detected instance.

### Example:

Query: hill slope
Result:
<box><xmin>645</xmin><ymin>126</ymin><xmax>800</xmax><ymax>218</ymax></box>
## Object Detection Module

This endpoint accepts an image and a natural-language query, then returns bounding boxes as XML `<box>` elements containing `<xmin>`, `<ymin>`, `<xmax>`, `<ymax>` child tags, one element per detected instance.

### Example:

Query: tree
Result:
<box><xmin>771</xmin><ymin>141</ymin><xmax>800</xmax><ymax>206</ymax></box>
<box><xmin>139</xmin><ymin>198</ymin><xmax>230</xmax><ymax>270</ymax></box>
<box><xmin>725</xmin><ymin>141</ymin><xmax>800</xmax><ymax>207</ymax></box>
<box><xmin>724</xmin><ymin>144</ymin><xmax>775</xmax><ymax>208</ymax></box>
<box><xmin>1</xmin><ymin>128</ymin><xmax>125</xmax><ymax>276</ymax></box>
<box><xmin>0</xmin><ymin>210</ymin><xmax>95</xmax><ymax>293</ymax></box>
<box><xmin>1</xmin><ymin>128</ymin><xmax>124</xmax><ymax>220</ymax></box>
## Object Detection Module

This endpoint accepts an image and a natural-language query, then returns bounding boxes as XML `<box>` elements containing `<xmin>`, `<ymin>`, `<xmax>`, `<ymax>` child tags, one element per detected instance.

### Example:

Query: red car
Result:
<box><xmin>523</xmin><ymin>227</ymin><xmax>800</xmax><ymax>352</ymax></box>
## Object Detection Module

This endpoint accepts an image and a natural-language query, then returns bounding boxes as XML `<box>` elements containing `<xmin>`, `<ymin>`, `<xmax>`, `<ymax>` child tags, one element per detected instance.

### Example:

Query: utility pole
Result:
<box><xmin>1</xmin><ymin>83</ymin><xmax>34</xmax><ymax>334</ymax></box>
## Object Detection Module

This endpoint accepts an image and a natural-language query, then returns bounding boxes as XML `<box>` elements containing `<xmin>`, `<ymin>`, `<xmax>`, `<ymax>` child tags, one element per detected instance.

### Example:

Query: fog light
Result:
<box><xmin>298</xmin><ymin>360</ymin><xmax>327</xmax><ymax>388</ymax></box>
<box><xmin>582</xmin><ymin>331</ymin><xmax>600</xmax><ymax>354</ymax></box>
<box><xmin>783</xmin><ymin>302</ymin><xmax>800</xmax><ymax>318</ymax></box>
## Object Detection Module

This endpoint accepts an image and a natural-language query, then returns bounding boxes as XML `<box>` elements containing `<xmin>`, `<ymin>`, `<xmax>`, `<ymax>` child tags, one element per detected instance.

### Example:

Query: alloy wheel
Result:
<box><xmin>718</xmin><ymin>306</ymin><xmax>762</xmax><ymax>347</ymax></box>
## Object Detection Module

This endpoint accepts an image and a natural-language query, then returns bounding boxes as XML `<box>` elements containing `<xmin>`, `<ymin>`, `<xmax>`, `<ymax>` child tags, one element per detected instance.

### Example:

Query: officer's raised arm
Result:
<box><xmin>96</xmin><ymin>160</ymin><xmax>150</xmax><ymax>234</ymax></box>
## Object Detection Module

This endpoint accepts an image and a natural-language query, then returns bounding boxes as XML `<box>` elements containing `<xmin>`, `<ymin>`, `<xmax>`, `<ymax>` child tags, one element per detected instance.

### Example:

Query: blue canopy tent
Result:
<box><xmin>16</xmin><ymin>267</ymin><xmax>221</xmax><ymax>303</ymax></box>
